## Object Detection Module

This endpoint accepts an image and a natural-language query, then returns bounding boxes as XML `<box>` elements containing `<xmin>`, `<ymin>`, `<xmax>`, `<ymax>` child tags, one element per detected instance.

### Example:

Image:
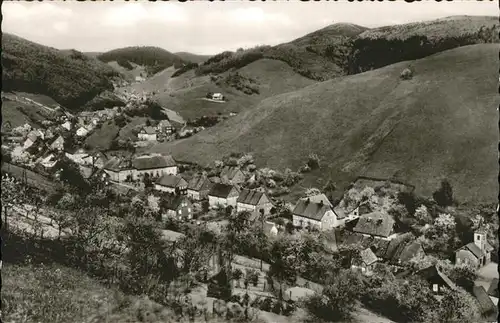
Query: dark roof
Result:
<box><xmin>103</xmin><ymin>157</ymin><xmax>132</xmax><ymax>171</ymax></box>
<box><xmin>300</xmin><ymin>194</ymin><xmax>333</xmax><ymax>207</ymax></box>
<box><xmin>353</xmin><ymin>212</ymin><xmax>395</xmax><ymax>238</ymax></box>
<box><xmin>187</xmin><ymin>174</ymin><xmax>211</xmax><ymax>191</ymax></box>
<box><xmin>158</xmin><ymin>120</ymin><xmax>172</xmax><ymax>127</ymax></box>
<box><xmin>417</xmin><ymin>265</ymin><xmax>457</xmax><ymax>291</ymax></box>
<box><xmin>237</xmin><ymin>189</ymin><xmax>267</xmax><ymax>205</ymax></box>
<box><xmin>161</xmin><ymin>194</ymin><xmax>188</xmax><ymax>211</ymax></box>
<box><xmin>208</xmin><ymin>183</ymin><xmax>236</xmax><ymax>198</ymax></box>
<box><xmin>360</xmin><ymin>248</ymin><xmax>378</xmax><ymax>266</ymax></box>
<box><xmin>156</xmin><ymin>174</ymin><xmax>187</xmax><ymax>188</ymax></box>
<box><xmin>132</xmin><ymin>155</ymin><xmax>176</xmax><ymax>170</ymax></box>
<box><xmin>473</xmin><ymin>285</ymin><xmax>497</xmax><ymax>315</ymax></box>
<box><xmin>292</xmin><ymin>199</ymin><xmax>332</xmax><ymax>221</ymax></box>
<box><xmin>383</xmin><ymin>233</ymin><xmax>416</xmax><ymax>263</ymax></box>
<box><xmin>487</xmin><ymin>278</ymin><xmax>499</xmax><ymax>298</ymax></box>
<box><xmin>397</xmin><ymin>241</ymin><xmax>424</xmax><ymax>264</ymax></box>
<box><xmin>220</xmin><ymin>166</ymin><xmax>243</xmax><ymax>180</ymax></box>
<box><xmin>461</xmin><ymin>242</ymin><xmax>484</xmax><ymax>259</ymax></box>
<box><xmin>141</xmin><ymin>126</ymin><xmax>156</xmax><ymax>134</ymax></box>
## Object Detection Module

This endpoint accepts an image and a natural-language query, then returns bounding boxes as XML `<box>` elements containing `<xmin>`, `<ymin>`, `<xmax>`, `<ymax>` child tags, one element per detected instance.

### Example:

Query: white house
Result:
<box><xmin>186</xmin><ymin>174</ymin><xmax>213</xmax><ymax>201</ymax></box>
<box><xmin>236</xmin><ymin>189</ymin><xmax>273</xmax><ymax>215</ymax></box>
<box><xmin>212</xmin><ymin>93</ymin><xmax>224</xmax><ymax>101</ymax></box>
<box><xmin>49</xmin><ymin>135</ymin><xmax>65</xmax><ymax>151</ymax></box>
<box><xmin>103</xmin><ymin>157</ymin><xmax>134</xmax><ymax>182</ymax></box>
<box><xmin>61</xmin><ymin>121</ymin><xmax>72</xmax><ymax>131</ymax></box>
<box><xmin>292</xmin><ymin>198</ymin><xmax>340</xmax><ymax>231</ymax></box>
<box><xmin>76</xmin><ymin>126</ymin><xmax>89</xmax><ymax>137</ymax></box>
<box><xmin>208</xmin><ymin>183</ymin><xmax>239</xmax><ymax>209</ymax></box>
<box><xmin>138</xmin><ymin>126</ymin><xmax>157</xmax><ymax>141</ymax></box>
<box><xmin>155</xmin><ymin>174</ymin><xmax>188</xmax><ymax>194</ymax></box>
<box><xmin>131</xmin><ymin>154</ymin><xmax>178</xmax><ymax>180</ymax></box>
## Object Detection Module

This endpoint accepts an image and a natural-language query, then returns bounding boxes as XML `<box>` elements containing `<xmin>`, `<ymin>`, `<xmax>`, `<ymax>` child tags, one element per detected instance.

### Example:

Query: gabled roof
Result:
<box><xmin>132</xmin><ymin>155</ymin><xmax>176</xmax><ymax>170</ymax></box>
<box><xmin>460</xmin><ymin>242</ymin><xmax>484</xmax><ymax>259</ymax></box>
<box><xmin>487</xmin><ymin>278</ymin><xmax>499</xmax><ymax>298</ymax></box>
<box><xmin>104</xmin><ymin>156</ymin><xmax>133</xmax><ymax>172</ymax></box>
<box><xmin>140</xmin><ymin>126</ymin><xmax>157</xmax><ymax>135</ymax></box>
<box><xmin>417</xmin><ymin>265</ymin><xmax>457</xmax><ymax>291</ymax></box>
<box><xmin>300</xmin><ymin>194</ymin><xmax>333</xmax><ymax>207</ymax></box>
<box><xmin>292</xmin><ymin>199</ymin><xmax>332</xmax><ymax>221</ymax></box>
<box><xmin>161</xmin><ymin>194</ymin><xmax>189</xmax><ymax>211</ymax></box>
<box><xmin>220</xmin><ymin>166</ymin><xmax>243</xmax><ymax>180</ymax></box>
<box><xmin>208</xmin><ymin>183</ymin><xmax>236</xmax><ymax>198</ymax></box>
<box><xmin>237</xmin><ymin>189</ymin><xmax>267</xmax><ymax>206</ymax></box>
<box><xmin>156</xmin><ymin>174</ymin><xmax>187</xmax><ymax>188</ymax></box>
<box><xmin>383</xmin><ymin>232</ymin><xmax>415</xmax><ymax>263</ymax></box>
<box><xmin>473</xmin><ymin>285</ymin><xmax>497</xmax><ymax>315</ymax></box>
<box><xmin>187</xmin><ymin>174</ymin><xmax>212</xmax><ymax>191</ymax></box>
<box><xmin>360</xmin><ymin>248</ymin><xmax>378</xmax><ymax>266</ymax></box>
<box><xmin>353</xmin><ymin>212</ymin><xmax>395</xmax><ymax>238</ymax></box>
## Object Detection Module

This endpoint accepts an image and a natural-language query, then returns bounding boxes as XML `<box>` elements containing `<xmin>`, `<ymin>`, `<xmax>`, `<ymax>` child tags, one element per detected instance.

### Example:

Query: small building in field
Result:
<box><xmin>352</xmin><ymin>212</ymin><xmax>397</xmax><ymax>240</ymax></box>
<box><xmin>236</xmin><ymin>189</ymin><xmax>273</xmax><ymax>215</ymax></box>
<box><xmin>161</xmin><ymin>194</ymin><xmax>193</xmax><ymax>221</ymax></box>
<box><xmin>208</xmin><ymin>183</ymin><xmax>239</xmax><ymax>209</ymax></box>
<box><xmin>455</xmin><ymin>227</ymin><xmax>493</xmax><ymax>269</ymax></box>
<box><xmin>417</xmin><ymin>265</ymin><xmax>457</xmax><ymax>295</ymax></box>
<box><xmin>138</xmin><ymin>126</ymin><xmax>158</xmax><ymax>141</ymax></box>
<box><xmin>292</xmin><ymin>198</ymin><xmax>340</xmax><ymax>230</ymax></box>
<box><xmin>131</xmin><ymin>154</ymin><xmax>178</xmax><ymax>179</ymax></box>
<box><xmin>219</xmin><ymin>166</ymin><xmax>245</xmax><ymax>185</ymax></box>
<box><xmin>186</xmin><ymin>174</ymin><xmax>213</xmax><ymax>201</ymax></box>
<box><xmin>155</xmin><ymin>174</ymin><xmax>188</xmax><ymax>194</ymax></box>
<box><xmin>211</xmin><ymin>93</ymin><xmax>224</xmax><ymax>101</ymax></box>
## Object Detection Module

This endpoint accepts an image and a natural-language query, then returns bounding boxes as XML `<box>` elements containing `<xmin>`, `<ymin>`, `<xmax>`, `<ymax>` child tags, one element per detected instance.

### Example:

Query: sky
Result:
<box><xmin>2</xmin><ymin>1</ymin><xmax>496</xmax><ymax>55</ymax></box>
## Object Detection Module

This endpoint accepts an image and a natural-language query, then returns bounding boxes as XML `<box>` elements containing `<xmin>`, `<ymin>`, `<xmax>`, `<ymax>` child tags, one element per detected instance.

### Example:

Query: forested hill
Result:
<box><xmin>2</xmin><ymin>33</ymin><xmax>120</xmax><ymax>110</ymax></box>
<box><xmin>97</xmin><ymin>46</ymin><xmax>187</xmax><ymax>76</ymax></box>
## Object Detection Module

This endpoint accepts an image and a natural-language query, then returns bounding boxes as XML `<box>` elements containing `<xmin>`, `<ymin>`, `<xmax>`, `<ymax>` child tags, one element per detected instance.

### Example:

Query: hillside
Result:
<box><xmin>150</xmin><ymin>44</ymin><xmax>499</xmax><ymax>204</ymax></box>
<box><xmin>97</xmin><ymin>46</ymin><xmax>186</xmax><ymax>77</ymax></box>
<box><xmin>2</xmin><ymin>33</ymin><xmax>120</xmax><ymax>110</ymax></box>
<box><xmin>174</xmin><ymin>51</ymin><xmax>212</xmax><ymax>64</ymax></box>
<box><xmin>146</xmin><ymin>58</ymin><xmax>315</xmax><ymax>120</ymax></box>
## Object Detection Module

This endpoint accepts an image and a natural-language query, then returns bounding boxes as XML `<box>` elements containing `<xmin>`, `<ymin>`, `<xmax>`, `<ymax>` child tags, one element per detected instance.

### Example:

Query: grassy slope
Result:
<box><xmin>2</xmin><ymin>33</ymin><xmax>119</xmax><ymax>110</ymax></box>
<box><xmin>135</xmin><ymin>59</ymin><xmax>315</xmax><ymax>120</ymax></box>
<box><xmin>150</xmin><ymin>44</ymin><xmax>498</xmax><ymax>204</ymax></box>
<box><xmin>107</xmin><ymin>61</ymin><xmax>148</xmax><ymax>82</ymax></box>
<box><xmin>174</xmin><ymin>52</ymin><xmax>212</xmax><ymax>64</ymax></box>
<box><xmin>85</xmin><ymin>120</ymin><xmax>121</xmax><ymax>150</ymax></box>
<box><xmin>2</xmin><ymin>263</ymin><xmax>180</xmax><ymax>323</ymax></box>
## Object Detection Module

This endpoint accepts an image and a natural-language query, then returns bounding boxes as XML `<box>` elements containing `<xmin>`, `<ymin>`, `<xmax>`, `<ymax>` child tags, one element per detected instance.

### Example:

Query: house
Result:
<box><xmin>49</xmin><ymin>135</ymin><xmax>65</xmax><ymax>151</ymax></box>
<box><xmin>157</xmin><ymin>120</ymin><xmax>173</xmax><ymax>135</ymax></box>
<box><xmin>61</xmin><ymin>121</ymin><xmax>72</xmax><ymax>131</ymax></box>
<box><xmin>236</xmin><ymin>189</ymin><xmax>273</xmax><ymax>215</ymax></box>
<box><xmin>292</xmin><ymin>198</ymin><xmax>340</xmax><ymax>230</ymax></box>
<box><xmin>186</xmin><ymin>174</ymin><xmax>213</xmax><ymax>201</ymax></box>
<box><xmin>138</xmin><ymin>126</ymin><xmax>157</xmax><ymax>141</ymax></box>
<box><xmin>103</xmin><ymin>157</ymin><xmax>134</xmax><ymax>182</ymax></box>
<box><xmin>264</xmin><ymin>221</ymin><xmax>279</xmax><ymax>236</ymax></box>
<box><xmin>283</xmin><ymin>287</ymin><xmax>315</xmax><ymax>302</ymax></box>
<box><xmin>132</xmin><ymin>154</ymin><xmax>178</xmax><ymax>180</ymax></box>
<box><xmin>208</xmin><ymin>183</ymin><xmax>239</xmax><ymax>209</ymax></box>
<box><xmin>135</xmin><ymin>76</ymin><xmax>145</xmax><ymax>82</ymax></box>
<box><xmin>487</xmin><ymin>278</ymin><xmax>498</xmax><ymax>305</ymax></box>
<box><xmin>161</xmin><ymin>194</ymin><xmax>193</xmax><ymax>221</ymax></box>
<box><xmin>351</xmin><ymin>247</ymin><xmax>378</xmax><ymax>274</ymax></box>
<box><xmin>83</xmin><ymin>151</ymin><xmax>108</xmax><ymax>169</ymax></box>
<box><xmin>219</xmin><ymin>166</ymin><xmax>245</xmax><ymax>185</ymax></box>
<box><xmin>417</xmin><ymin>265</ymin><xmax>457</xmax><ymax>295</ymax></box>
<box><xmin>155</xmin><ymin>174</ymin><xmax>188</xmax><ymax>194</ymax></box>
<box><xmin>333</xmin><ymin>201</ymin><xmax>371</xmax><ymax>224</ymax></box>
<box><xmin>473</xmin><ymin>285</ymin><xmax>498</xmax><ymax>321</ymax></box>
<box><xmin>76</xmin><ymin>126</ymin><xmax>89</xmax><ymax>137</ymax></box>
<box><xmin>39</xmin><ymin>154</ymin><xmax>59</xmax><ymax>170</ymax></box>
<box><xmin>23</xmin><ymin>132</ymin><xmax>39</xmax><ymax>150</ymax></box>
<box><xmin>352</xmin><ymin>212</ymin><xmax>397</xmax><ymax>240</ymax></box>
<box><xmin>300</xmin><ymin>193</ymin><xmax>332</xmax><ymax>207</ymax></box>
<box><xmin>211</xmin><ymin>93</ymin><xmax>224</xmax><ymax>101</ymax></box>
<box><xmin>455</xmin><ymin>227</ymin><xmax>493</xmax><ymax>269</ymax></box>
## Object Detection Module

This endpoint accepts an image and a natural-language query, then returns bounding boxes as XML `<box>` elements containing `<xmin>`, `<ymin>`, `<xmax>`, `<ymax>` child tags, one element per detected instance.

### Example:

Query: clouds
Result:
<box><xmin>2</xmin><ymin>1</ymin><xmax>496</xmax><ymax>55</ymax></box>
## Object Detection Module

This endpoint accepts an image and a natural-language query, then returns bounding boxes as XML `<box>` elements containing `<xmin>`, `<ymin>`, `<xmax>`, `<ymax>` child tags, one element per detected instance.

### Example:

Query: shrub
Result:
<box><xmin>307</xmin><ymin>153</ymin><xmax>320</xmax><ymax>170</ymax></box>
<box><xmin>400</xmin><ymin>68</ymin><xmax>413</xmax><ymax>80</ymax></box>
<box><xmin>433</xmin><ymin>179</ymin><xmax>454</xmax><ymax>207</ymax></box>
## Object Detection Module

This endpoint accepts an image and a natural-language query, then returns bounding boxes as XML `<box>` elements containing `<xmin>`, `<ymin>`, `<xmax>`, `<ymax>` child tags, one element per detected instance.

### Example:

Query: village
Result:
<box><xmin>1</xmin><ymin>87</ymin><xmax>498</xmax><ymax>322</ymax></box>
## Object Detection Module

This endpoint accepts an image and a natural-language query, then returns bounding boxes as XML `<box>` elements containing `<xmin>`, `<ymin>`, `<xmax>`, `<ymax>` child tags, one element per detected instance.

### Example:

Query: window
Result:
<box><xmin>476</xmin><ymin>235</ymin><xmax>481</xmax><ymax>241</ymax></box>
<box><xmin>188</xmin><ymin>208</ymin><xmax>191</xmax><ymax>212</ymax></box>
<box><xmin>178</xmin><ymin>210</ymin><xmax>182</xmax><ymax>214</ymax></box>
<box><xmin>432</xmin><ymin>284</ymin><xmax>438</xmax><ymax>292</ymax></box>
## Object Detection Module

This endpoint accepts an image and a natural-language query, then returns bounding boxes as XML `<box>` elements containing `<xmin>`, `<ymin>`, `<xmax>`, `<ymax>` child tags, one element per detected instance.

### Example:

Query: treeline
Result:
<box><xmin>171</xmin><ymin>62</ymin><xmax>199</xmax><ymax>78</ymax></box>
<box><xmin>2</xmin><ymin>33</ymin><xmax>119</xmax><ymax>110</ymax></box>
<box><xmin>97</xmin><ymin>46</ymin><xmax>186</xmax><ymax>76</ymax></box>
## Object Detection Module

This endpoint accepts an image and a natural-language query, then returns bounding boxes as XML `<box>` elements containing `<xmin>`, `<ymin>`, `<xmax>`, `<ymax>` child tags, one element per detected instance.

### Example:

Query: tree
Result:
<box><xmin>306</xmin><ymin>153</ymin><xmax>320</xmax><ymax>170</ymax></box>
<box><xmin>398</xmin><ymin>191</ymin><xmax>417</xmax><ymax>215</ymax></box>
<box><xmin>143</xmin><ymin>173</ymin><xmax>154</xmax><ymax>189</ymax></box>
<box><xmin>207</xmin><ymin>269</ymin><xmax>232</xmax><ymax>301</ymax></box>
<box><xmin>268</xmin><ymin>238</ymin><xmax>299</xmax><ymax>300</ymax></box>
<box><xmin>438</xmin><ymin>288</ymin><xmax>480</xmax><ymax>323</ymax></box>
<box><xmin>434</xmin><ymin>213</ymin><xmax>456</xmax><ymax>232</ymax></box>
<box><xmin>414</xmin><ymin>204</ymin><xmax>431</xmax><ymax>225</ymax></box>
<box><xmin>232</xmin><ymin>268</ymin><xmax>243</xmax><ymax>287</ymax></box>
<box><xmin>304</xmin><ymin>269</ymin><xmax>364</xmax><ymax>322</ymax></box>
<box><xmin>433</xmin><ymin>179</ymin><xmax>454</xmax><ymax>207</ymax></box>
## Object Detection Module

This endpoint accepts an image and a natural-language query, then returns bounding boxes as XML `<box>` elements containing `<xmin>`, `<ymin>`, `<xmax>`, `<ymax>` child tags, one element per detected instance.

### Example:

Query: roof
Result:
<box><xmin>161</xmin><ymin>230</ymin><xmax>185</xmax><ymax>243</ymax></box>
<box><xmin>383</xmin><ymin>232</ymin><xmax>416</xmax><ymax>263</ymax></box>
<box><xmin>417</xmin><ymin>265</ymin><xmax>457</xmax><ymax>291</ymax></box>
<box><xmin>360</xmin><ymin>248</ymin><xmax>378</xmax><ymax>266</ymax></box>
<box><xmin>49</xmin><ymin>136</ymin><xmax>64</xmax><ymax>147</ymax></box>
<box><xmin>158</xmin><ymin>120</ymin><xmax>172</xmax><ymax>127</ymax></box>
<box><xmin>237</xmin><ymin>189</ymin><xmax>267</xmax><ymax>205</ymax></box>
<box><xmin>141</xmin><ymin>126</ymin><xmax>156</xmax><ymax>135</ymax></box>
<box><xmin>156</xmin><ymin>174</ymin><xmax>187</xmax><ymax>188</ymax></box>
<box><xmin>161</xmin><ymin>194</ymin><xmax>188</xmax><ymax>211</ymax></box>
<box><xmin>353</xmin><ymin>212</ymin><xmax>395</xmax><ymax>238</ymax></box>
<box><xmin>104</xmin><ymin>157</ymin><xmax>132</xmax><ymax>172</ymax></box>
<box><xmin>220</xmin><ymin>166</ymin><xmax>243</xmax><ymax>180</ymax></box>
<box><xmin>292</xmin><ymin>199</ymin><xmax>332</xmax><ymax>221</ymax></box>
<box><xmin>208</xmin><ymin>183</ymin><xmax>236</xmax><ymax>198</ymax></box>
<box><xmin>26</xmin><ymin>133</ymin><xmax>38</xmax><ymax>142</ymax></box>
<box><xmin>300</xmin><ymin>194</ymin><xmax>333</xmax><ymax>207</ymax></box>
<box><xmin>333</xmin><ymin>201</ymin><xmax>368</xmax><ymax>220</ymax></box>
<box><xmin>473</xmin><ymin>285</ymin><xmax>497</xmax><ymax>315</ymax></box>
<box><xmin>187</xmin><ymin>174</ymin><xmax>211</xmax><ymax>191</ymax></box>
<box><xmin>461</xmin><ymin>242</ymin><xmax>484</xmax><ymax>259</ymax></box>
<box><xmin>132</xmin><ymin>155</ymin><xmax>176</xmax><ymax>170</ymax></box>
<box><xmin>283</xmin><ymin>287</ymin><xmax>315</xmax><ymax>302</ymax></box>
<box><xmin>487</xmin><ymin>278</ymin><xmax>499</xmax><ymax>298</ymax></box>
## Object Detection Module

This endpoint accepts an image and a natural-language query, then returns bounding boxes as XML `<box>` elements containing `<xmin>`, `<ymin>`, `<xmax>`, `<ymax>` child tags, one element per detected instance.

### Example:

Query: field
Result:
<box><xmin>85</xmin><ymin>120</ymin><xmax>120</xmax><ymax>150</ymax></box>
<box><xmin>150</xmin><ymin>44</ymin><xmax>499</xmax><ymax>204</ymax></box>
<box><xmin>2</xmin><ymin>162</ymin><xmax>59</xmax><ymax>193</ymax></box>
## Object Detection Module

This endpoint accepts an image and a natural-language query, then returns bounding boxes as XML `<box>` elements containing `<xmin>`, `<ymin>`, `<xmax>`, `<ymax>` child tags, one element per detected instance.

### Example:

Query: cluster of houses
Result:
<box><xmin>137</xmin><ymin>120</ymin><xmax>174</xmax><ymax>142</ymax></box>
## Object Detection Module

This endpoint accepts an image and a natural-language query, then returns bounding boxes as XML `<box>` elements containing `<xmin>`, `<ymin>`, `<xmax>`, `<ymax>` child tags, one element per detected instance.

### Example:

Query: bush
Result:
<box><xmin>307</xmin><ymin>153</ymin><xmax>320</xmax><ymax>170</ymax></box>
<box><xmin>433</xmin><ymin>179</ymin><xmax>454</xmax><ymax>207</ymax></box>
<box><xmin>400</xmin><ymin>68</ymin><xmax>413</xmax><ymax>80</ymax></box>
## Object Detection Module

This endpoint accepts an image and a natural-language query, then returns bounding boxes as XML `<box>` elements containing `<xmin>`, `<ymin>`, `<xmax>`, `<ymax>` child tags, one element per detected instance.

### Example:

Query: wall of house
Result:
<box><xmin>132</xmin><ymin>166</ymin><xmax>178</xmax><ymax>180</ymax></box>
<box><xmin>320</xmin><ymin>210</ymin><xmax>339</xmax><ymax>229</ymax></box>
<box><xmin>455</xmin><ymin>249</ymin><xmax>480</xmax><ymax>268</ymax></box>
<box><xmin>155</xmin><ymin>184</ymin><xmax>176</xmax><ymax>193</ymax></box>
<box><xmin>292</xmin><ymin>215</ymin><xmax>322</xmax><ymax>229</ymax></box>
<box><xmin>104</xmin><ymin>169</ymin><xmax>133</xmax><ymax>182</ymax></box>
<box><xmin>175</xmin><ymin>200</ymin><xmax>193</xmax><ymax>220</ymax></box>
<box><xmin>187</xmin><ymin>190</ymin><xmax>201</xmax><ymax>201</ymax></box>
<box><xmin>138</xmin><ymin>133</ymin><xmax>157</xmax><ymax>141</ymax></box>
<box><xmin>209</xmin><ymin>196</ymin><xmax>237</xmax><ymax>208</ymax></box>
